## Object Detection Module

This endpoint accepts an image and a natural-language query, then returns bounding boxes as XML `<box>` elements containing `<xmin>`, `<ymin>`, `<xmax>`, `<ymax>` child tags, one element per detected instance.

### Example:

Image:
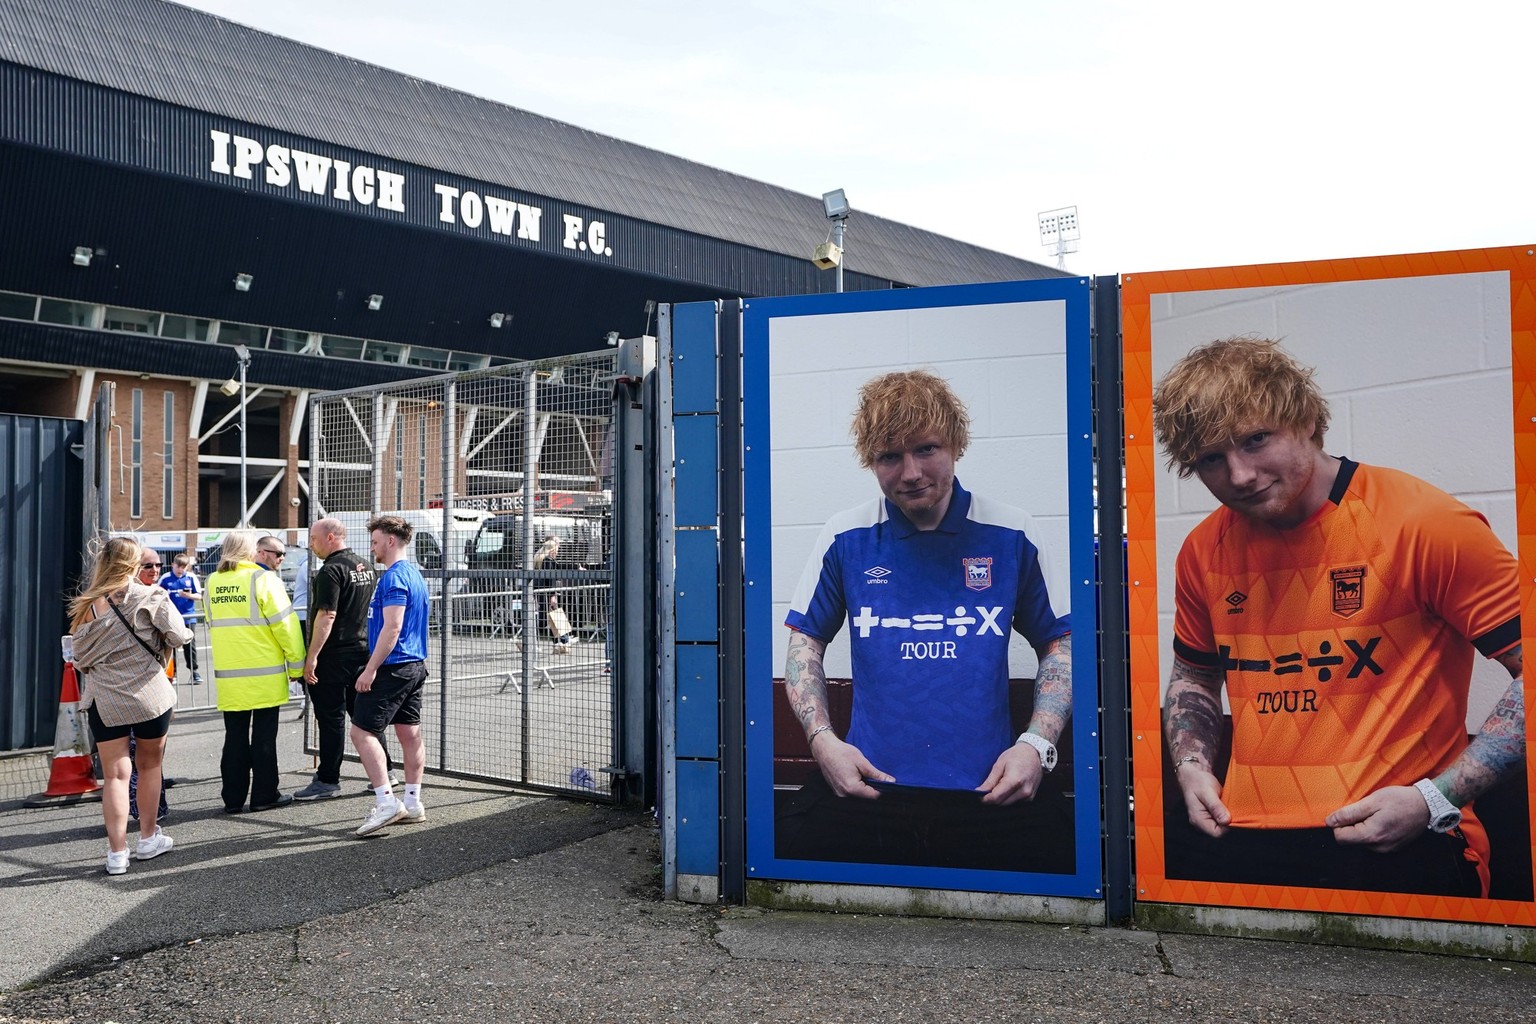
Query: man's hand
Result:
<box><xmin>1176</xmin><ymin>764</ymin><xmax>1232</xmax><ymax>837</ymax></box>
<box><xmin>977</xmin><ymin>743</ymin><xmax>1044</xmax><ymax>806</ymax></box>
<box><xmin>356</xmin><ymin>666</ymin><xmax>376</xmax><ymax>693</ymax></box>
<box><xmin>1326</xmin><ymin>786</ymin><xmax>1430</xmax><ymax>852</ymax></box>
<box><xmin>303</xmin><ymin>654</ymin><xmax>319</xmax><ymax>684</ymax></box>
<box><xmin>812</xmin><ymin>735</ymin><xmax>894</xmax><ymax>799</ymax></box>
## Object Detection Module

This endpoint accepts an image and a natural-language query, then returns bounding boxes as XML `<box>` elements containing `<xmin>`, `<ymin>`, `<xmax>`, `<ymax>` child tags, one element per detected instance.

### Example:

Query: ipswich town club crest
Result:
<box><xmin>1330</xmin><ymin>565</ymin><xmax>1366</xmax><ymax>617</ymax></box>
<box><xmin>963</xmin><ymin>556</ymin><xmax>993</xmax><ymax>592</ymax></box>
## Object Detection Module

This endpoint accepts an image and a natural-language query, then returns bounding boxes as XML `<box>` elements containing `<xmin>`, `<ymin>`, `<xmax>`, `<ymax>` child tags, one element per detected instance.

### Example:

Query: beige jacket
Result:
<box><xmin>72</xmin><ymin>581</ymin><xmax>193</xmax><ymax>728</ymax></box>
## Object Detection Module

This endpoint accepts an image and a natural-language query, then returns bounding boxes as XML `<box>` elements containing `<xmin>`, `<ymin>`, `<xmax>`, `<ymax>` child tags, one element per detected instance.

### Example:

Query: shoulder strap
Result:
<box><xmin>106</xmin><ymin>595</ymin><xmax>169</xmax><ymax>669</ymax></box>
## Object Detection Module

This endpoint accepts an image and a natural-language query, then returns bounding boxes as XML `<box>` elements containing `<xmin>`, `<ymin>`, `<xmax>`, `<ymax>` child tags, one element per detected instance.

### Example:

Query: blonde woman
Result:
<box><xmin>533</xmin><ymin>535</ymin><xmax>574</xmax><ymax>652</ymax></box>
<box><xmin>70</xmin><ymin>536</ymin><xmax>192</xmax><ymax>876</ymax></box>
<box><xmin>205</xmin><ymin>530</ymin><xmax>305</xmax><ymax>812</ymax></box>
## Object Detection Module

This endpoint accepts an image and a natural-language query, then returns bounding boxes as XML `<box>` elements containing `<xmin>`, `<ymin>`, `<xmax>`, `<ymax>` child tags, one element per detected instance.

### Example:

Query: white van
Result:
<box><xmin>327</xmin><ymin>508</ymin><xmax>495</xmax><ymax>574</ymax></box>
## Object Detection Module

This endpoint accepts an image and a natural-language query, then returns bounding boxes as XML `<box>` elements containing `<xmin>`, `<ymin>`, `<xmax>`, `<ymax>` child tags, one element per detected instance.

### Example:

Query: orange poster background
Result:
<box><xmin>1125</xmin><ymin>245</ymin><xmax>1536</xmax><ymax>926</ymax></box>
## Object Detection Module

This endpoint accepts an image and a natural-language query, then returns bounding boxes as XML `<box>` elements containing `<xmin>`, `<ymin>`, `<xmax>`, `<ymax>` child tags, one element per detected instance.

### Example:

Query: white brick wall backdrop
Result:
<box><xmin>767</xmin><ymin>299</ymin><xmax>1072</xmax><ymax>680</ymax></box>
<box><xmin>1150</xmin><ymin>271</ymin><xmax>1516</xmax><ymax>728</ymax></box>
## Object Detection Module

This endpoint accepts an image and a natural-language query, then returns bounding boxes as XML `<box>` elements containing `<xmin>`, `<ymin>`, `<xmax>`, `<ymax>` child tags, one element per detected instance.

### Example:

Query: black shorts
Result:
<box><xmin>88</xmin><ymin>705</ymin><xmax>173</xmax><ymax>744</ymax></box>
<box><xmin>350</xmin><ymin>660</ymin><xmax>426</xmax><ymax>735</ymax></box>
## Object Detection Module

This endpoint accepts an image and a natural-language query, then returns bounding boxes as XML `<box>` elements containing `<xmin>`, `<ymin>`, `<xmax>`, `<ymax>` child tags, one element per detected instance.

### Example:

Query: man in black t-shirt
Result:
<box><xmin>294</xmin><ymin>517</ymin><xmax>379</xmax><ymax>801</ymax></box>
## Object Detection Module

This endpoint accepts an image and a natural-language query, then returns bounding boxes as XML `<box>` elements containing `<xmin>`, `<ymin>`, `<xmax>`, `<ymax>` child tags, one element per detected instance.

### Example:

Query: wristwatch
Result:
<box><xmin>1413</xmin><ymin>778</ymin><xmax>1463</xmax><ymax>833</ymax></box>
<box><xmin>1015</xmin><ymin>732</ymin><xmax>1057</xmax><ymax>773</ymax></box>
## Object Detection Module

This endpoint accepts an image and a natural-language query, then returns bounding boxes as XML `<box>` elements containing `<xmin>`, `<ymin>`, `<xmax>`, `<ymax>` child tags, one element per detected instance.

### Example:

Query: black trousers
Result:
<box><xmin>220</xmin><ymin>705</ymin><xmax>280</xmax><ymax>810</ymax></box>
<box><xmin>775</xmin><ymin>773</ymin><xmax>1076</xmax><ymax>874</ymax></box>
<box><xmin>1165</xmin><ymin>822</ymin><xmax>1484</xmax><ymax>898</ymax></box>
<box><xmin>311</xmin><ymin>648</ymin><xmax>369</xmax><ymax>784</ymax></box>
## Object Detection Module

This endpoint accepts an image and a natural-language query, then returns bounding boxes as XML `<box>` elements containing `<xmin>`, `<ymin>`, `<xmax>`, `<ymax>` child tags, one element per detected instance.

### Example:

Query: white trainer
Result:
<box><xmin>399</xmin><ymin>800</ymin><xmax>427</xmax><ymax>823</ymax></box>
<box><xmin>356</xmin><ymin>797</ymin><xmax>406</xmax><ymax>836</ymax></box>
<box><xmin>135</xmin><ymin>830</ymin><xmax>175</xmax><ymax>861</ymax></box>
<box><xmin>105</xmin><ymin>849</ymin><xmax>129</xmax><ymax>875</ymax></box>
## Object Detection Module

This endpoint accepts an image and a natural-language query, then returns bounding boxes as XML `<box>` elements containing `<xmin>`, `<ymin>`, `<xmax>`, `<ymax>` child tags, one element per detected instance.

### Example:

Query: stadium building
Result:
<box><xmin>0</xmin><ymin>0</ymin><xmax>1058</xmax><ymax>532</ymax></box>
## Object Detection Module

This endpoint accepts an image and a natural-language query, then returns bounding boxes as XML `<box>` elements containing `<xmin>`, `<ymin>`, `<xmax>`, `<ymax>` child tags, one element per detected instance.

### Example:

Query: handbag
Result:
<box><xmin>106</xmin><ymin>596</ymin><xmax>173</xmax><ymax>678</ymax></box>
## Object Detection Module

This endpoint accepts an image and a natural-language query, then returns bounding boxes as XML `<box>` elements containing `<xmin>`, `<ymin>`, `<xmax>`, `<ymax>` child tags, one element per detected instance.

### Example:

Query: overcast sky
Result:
<box><xmin>178</xmin><ymin>0</ymin><xmax>1532</xmax><ymax>275</ymax></box>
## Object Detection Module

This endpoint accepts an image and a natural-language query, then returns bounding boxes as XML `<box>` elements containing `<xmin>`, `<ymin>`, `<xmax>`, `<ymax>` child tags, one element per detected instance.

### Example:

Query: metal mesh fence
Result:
<box><xmin>310</xmin><ymin>353</ymin><xmax>619</xmax><ymax>800</ymax></box>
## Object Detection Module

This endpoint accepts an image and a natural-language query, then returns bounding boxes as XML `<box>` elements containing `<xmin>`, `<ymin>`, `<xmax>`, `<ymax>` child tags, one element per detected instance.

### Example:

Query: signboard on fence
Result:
<box><xmin>741</xmin><ymin>279</ymin><xmax>1102</xmax><ymax>898</ymax></box>
<box><xmin>1124</xmin><ymin>246</ymin><xmax>1536</xmax><ymax>925</ymax></box>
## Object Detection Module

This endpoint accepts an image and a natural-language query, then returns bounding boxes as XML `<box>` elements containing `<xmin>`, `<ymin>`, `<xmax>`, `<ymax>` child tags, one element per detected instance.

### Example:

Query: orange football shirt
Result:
<box><xmin>1173</xmin><ymin>459</ymin><xmax>1519</xmax><ymax>864</ymax></box>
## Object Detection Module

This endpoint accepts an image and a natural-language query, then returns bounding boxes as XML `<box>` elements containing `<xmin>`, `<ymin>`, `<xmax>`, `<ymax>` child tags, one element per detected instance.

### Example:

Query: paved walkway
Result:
<box><xmin>3</xmin><ymin>709</ymin><xmax>1536</xmax><ymax>1023</ymax></box>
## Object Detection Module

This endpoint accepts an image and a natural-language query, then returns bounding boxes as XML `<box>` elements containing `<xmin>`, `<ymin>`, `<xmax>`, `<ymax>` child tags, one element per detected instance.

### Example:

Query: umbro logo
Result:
<box><xmin>864</xmin><ymin>566</ymin><xmax>891</xmax><ymax>585</ymax></box>
<box><xmin>1225</xmin><ymin>590</ymin><xmax>1246</xmax><ymax>615</ymax></box>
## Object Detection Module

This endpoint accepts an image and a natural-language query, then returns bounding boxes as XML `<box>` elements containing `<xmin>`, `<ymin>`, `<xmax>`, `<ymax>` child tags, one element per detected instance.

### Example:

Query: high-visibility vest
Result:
<box><xmin>205</xmin><ymin>563</ymin><xmax>305</xmax><ymax>711</ymax></box>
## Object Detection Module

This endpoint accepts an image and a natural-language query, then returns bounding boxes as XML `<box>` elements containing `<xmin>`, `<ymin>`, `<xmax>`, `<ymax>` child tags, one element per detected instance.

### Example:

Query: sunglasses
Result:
<box><xmin>140</xmin><ymin>562</ymin><xmax>161</xmax><ymax>570</ymax></box>
<box><xmin>259</xmin><ymin>549</ymin><xmax>286</xmax><ymax>558</ymax></box>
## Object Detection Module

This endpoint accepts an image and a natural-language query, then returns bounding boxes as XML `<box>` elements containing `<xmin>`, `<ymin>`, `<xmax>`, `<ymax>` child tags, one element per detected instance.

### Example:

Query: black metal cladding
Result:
<box><xmin>0</xmin><ymin>140</ymin><xmax>730</xmax><ymax>359</ymax></box>
<box><xmin>0</xmin><ymin>62</ymin><xmax>907</xmax><ymax>300</ymax></box>
<box><xmin>0</xmin><ymin>414</ymin><xmax>83</xmax><ymax>751</ymax></box>
<box><xmin>0</xmin><ymin>0</ymin><xmax>1061</xmax><ymax>288</ymax></box>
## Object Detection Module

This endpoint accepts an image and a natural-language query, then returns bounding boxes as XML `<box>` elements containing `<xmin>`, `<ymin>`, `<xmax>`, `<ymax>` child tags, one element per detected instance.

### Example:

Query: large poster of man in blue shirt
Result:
<box><xmin>741</xmin><ymin>281</ymin><xmax>1100</xmax><ymax>897</ymax></box>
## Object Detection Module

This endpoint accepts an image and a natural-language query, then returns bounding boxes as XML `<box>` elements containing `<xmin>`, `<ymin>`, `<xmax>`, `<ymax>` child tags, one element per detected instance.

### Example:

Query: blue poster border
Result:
<box><xmin>741</xmin><ymin>278</ymin><xmax>1102</xmax><ymax>898</ymax></box>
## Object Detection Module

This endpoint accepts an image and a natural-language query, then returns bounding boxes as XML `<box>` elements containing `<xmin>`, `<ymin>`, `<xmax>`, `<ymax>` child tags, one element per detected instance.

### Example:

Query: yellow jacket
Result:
<box><xmin>206</xmin><ymin>562</ymin><xmax>305</xmax><ymax>711</ymax></box>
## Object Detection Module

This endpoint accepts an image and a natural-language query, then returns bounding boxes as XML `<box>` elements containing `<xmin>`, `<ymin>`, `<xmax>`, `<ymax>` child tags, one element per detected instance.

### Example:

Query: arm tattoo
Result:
<box><xmin>1027</xmin><ymin>633</ymin><xmax>1072</xmax><ymax>744</ymax></box>
<box><xmin>1164</xmin><ymin>655</ymin><xmax>1225</xmax><ymax>769</ymax></box>
<box><xmin>783</xmin><ymin>631</ymin><xmax>832</xmax><ymax>740</ymax></box>
<box><xmin>1438</xmin><ymin>648</ymin><xmax>1525</xmax><ymax>807</ymax></box>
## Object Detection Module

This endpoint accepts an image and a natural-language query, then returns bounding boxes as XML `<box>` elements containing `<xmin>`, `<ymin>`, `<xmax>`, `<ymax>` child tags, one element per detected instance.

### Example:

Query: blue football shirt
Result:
<box><xmin>785</xmin><ymin>479</ymin><xmax>1069</xmax><ymax>789</ymax></box>
<box><xmin>368</xmin><ymin>559</ymin><xmax>430</xmax><ymax>665</ymax></box>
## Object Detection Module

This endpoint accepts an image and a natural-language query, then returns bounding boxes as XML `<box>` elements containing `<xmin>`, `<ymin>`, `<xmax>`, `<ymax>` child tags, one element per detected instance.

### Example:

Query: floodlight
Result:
<box><xmin>488</xmin><ymin>312</ymin><xmax>506</xmax><ymax>328</ymax></box>
<box><xmin>366</xmin><ymin>294</ymin><xmax>384</xmax><ymax>311</ymax></box>
<box><xmin>72</xmin><ymin>246</ymin><xmax>93</xmax><ymax>267</ymax></box>
<box><xmin>233</xmin><ymin>273</ymin><xmax>253</xmax><ymax>292</ymax></box>
<box><xmin>822</xmin><ymin>189</ymin><xmax>850</xmax><ymax>220</ymax></box>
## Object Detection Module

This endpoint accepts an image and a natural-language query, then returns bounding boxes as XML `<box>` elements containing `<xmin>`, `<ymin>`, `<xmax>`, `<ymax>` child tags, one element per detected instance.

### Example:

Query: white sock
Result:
<box><xmin>403</xmin><ymin>783</ymin><xmax>421</xmax><ymax>804</ymax></box>
<box><xmin>374</xmin><ymin>784</ymin><xmax>394</xmax><ymax>806</ymax></box>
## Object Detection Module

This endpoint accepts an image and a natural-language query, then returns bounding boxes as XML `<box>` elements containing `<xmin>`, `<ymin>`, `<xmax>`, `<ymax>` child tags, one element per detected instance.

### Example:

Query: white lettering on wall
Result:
<box><xmin>434</xmin><ymin>183</ymin><xmax>460</xmax><ymax>223</ymax></box>
<box><xmin>264</xmin><ymin>144</ymin><xmax>291</xmax><ymax>187</ymax></box>
<box><xmin>518</xmin><ymin>204</ymin><xmax>541</xmax><ymax>242</ymax></box>
<box><xmin>232</xmin><ymin>136</ymin><xmax>263</xmax><ymax>180</ymax></box>
<box><xmin>351</xmin><ymin>165</ymin><xmax>375</xmax><ymax>205</ymax></box>
<box><xmin>203</xmin><ymin>126</ymin><xmax>603</xmax><ymax>254</ymax></box>
<box><xmin>460</xmin><ymin>190</ymin><xmax>483</xmax><ymax>229</ymax></box>
<box><xmin>292</xmin><ymin>151</ymin><xmax>334</xmax><ymax>194</ymax></box>
<box><xmin>209</xmin><ymin>130</ymin><xmax>232</xmax><ymax>174</ymax></box>
<box><xmin>376</xmin><ymin>171</ymin><xmax>405</xmax><ymax>213</ymax></box>
<box><xmin>331</xmin><ymin>159</ymin><xmax>353</xmax><ymax>201</ymax></box>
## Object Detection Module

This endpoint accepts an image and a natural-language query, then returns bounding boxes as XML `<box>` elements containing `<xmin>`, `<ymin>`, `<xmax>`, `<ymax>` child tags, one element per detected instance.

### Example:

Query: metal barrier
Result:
<box><xmin>309</xmin><ymin>353</ymin><xmax>620</xmax><ymax>800</ymax></box>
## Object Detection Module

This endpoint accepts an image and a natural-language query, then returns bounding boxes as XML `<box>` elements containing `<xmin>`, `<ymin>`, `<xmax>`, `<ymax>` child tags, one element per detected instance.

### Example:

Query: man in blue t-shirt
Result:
<box><xmin>780</xmin><ymin>369</ymin><xmax>1074</xmax><ymax>872</ymax></box>
<box><xmin>158</xmin><ymin>553</ymin><xmax>203</xmax><ymax>683</ymax></box>
<box><xmin>351</xmin><ymin>514</ymin><xmax>431</xmax><ymax>837</ymax></box>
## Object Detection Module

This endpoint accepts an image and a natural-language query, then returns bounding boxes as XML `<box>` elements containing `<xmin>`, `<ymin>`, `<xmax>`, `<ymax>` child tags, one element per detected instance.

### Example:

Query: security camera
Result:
<box><xmin>812</xmin><ymin>242</ymin><xmax>843</xmax><ymax>270</ymax></box>
<box><xmin>219</xmin><ymin>378</ymin><xmax>240</xmax><ymax>397</ymax></box>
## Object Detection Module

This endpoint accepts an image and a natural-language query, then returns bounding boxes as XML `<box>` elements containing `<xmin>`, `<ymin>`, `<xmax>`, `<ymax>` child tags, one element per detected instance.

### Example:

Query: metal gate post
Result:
<box><xmin>440</xmin><ymin>381</ymin><xmax>456</xmax><ymax>768</ymax></box>
<box><xmin>716</xmin><ymin>300</ymin><xmax>746</xmax><ymax>904</ymax></box>
<box><xmin>615</xmin><ymin>335</ymin><xmax>658</xmax><ymax>801</ymax></box>
<box><xmin>1093</xmin><ymin>276</ymin><xmax>1133</xmax><ymax>923</ymax></box>
<box><xmin>519</xmin><ymin>369</ymin><xmax>538</xmax><ymax>779</ymax></box>
<box><xmin>370</xmin><ymin>391</ymin><xmax>385</xmax><ymax>516</ymax></box>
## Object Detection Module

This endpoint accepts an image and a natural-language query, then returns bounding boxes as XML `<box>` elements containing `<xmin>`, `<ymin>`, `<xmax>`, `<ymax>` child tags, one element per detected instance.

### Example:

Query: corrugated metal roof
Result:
<box><xmin>0</xmin><ymin>0</ymin><xmax>1062</xmax><ymax>289</ymax></box>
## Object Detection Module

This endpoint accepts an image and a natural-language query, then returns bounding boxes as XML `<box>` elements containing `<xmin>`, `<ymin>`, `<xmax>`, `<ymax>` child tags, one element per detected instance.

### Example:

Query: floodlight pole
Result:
<box><xmin>234</xmin><ymin>344</ymin><xmax>250</xmax><ymax>528</ymax></box>
<box><xmin>832</xmin><ymin>216</ymin><xmax>846</xmax><ymax>293</ymax></box>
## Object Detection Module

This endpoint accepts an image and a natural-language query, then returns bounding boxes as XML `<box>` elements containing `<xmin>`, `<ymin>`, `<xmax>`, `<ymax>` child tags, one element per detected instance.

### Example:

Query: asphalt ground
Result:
<box><xmin>4</xmin><ymin>708</ymin><xmax>1536</xmax><ymax>1023</ymax></box>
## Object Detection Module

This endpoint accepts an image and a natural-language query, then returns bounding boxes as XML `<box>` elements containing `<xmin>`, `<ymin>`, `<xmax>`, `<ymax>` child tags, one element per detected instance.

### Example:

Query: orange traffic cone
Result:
<box><xmin>23</xmin><ymin>660</ymin><xmax>102</xmax><ymax>807</ymax></box>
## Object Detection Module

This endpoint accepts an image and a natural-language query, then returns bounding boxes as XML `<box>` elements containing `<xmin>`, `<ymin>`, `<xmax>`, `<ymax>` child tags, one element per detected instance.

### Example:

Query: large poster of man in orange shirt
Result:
<box><xmin>1125</xmin><ymin>249</ymin><xmax>1536</xmax><ymax>926</ymax></box>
